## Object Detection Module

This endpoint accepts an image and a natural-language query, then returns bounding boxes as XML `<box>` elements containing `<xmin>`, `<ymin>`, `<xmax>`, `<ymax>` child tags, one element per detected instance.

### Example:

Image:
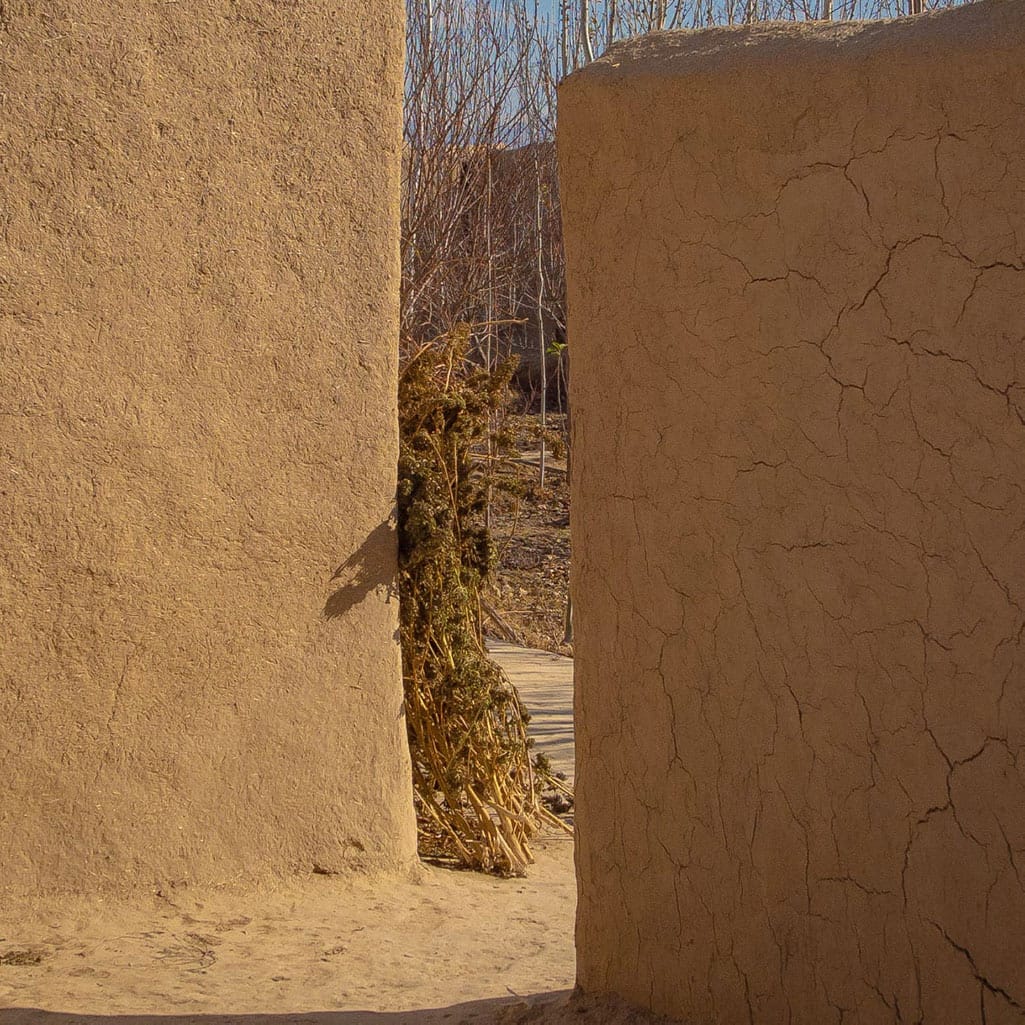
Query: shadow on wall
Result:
<box><xmin>0</xmin><ymin>995</ymin><xmax>561</xmax><ymax>1025</ymax></box>
<box><xmin>323</xmin><ymin>519</ymin><xmax>399</xmax><ymax>621</ymax></box>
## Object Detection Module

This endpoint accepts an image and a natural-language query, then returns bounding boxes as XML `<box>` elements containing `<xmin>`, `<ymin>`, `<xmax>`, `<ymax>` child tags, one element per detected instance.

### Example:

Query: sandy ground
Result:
<box><xmin>0</xmin><ymin>836</ymin><xmax>574</xmax><ymax>1025</ymax></box>
<box><xmin>488</xmin><ymin>643</ymin><xmax>574</xmax><ymax>783</ymax></box>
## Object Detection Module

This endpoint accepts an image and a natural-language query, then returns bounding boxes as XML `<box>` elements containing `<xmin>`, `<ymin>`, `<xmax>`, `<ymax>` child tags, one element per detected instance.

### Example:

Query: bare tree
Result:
<box><xmin>581</xmin><ymin>0</ymin><xmax>596</xmax><ymax>62</ymax></box>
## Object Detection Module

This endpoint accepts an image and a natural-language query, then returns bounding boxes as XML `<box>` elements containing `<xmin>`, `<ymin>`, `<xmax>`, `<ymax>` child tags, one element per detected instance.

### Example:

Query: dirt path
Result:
<box><xmin>488</xmin><ymin>642</ymin><xmax>574</xmax><ymax>784</ymax></box>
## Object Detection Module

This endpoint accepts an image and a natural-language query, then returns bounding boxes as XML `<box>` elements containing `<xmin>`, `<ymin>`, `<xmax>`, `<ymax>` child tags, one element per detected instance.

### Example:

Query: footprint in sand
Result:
<box><xmin>156</xmin><ymin>932</ymin><xmax>222</xmax><ymax>971</ymax></box>
<box><xmin>214</xmin><ymin>916</ymin><xmax>251</xmax><ymax>932</ymax></box>
<box><xmin>67</xmin><ymin>966</ymin><xmax>112</xmax><ymax>979</ymax></box>
<box><xmin>0</xmin><ymin>948</ymin><xmax>47</xmax><ymax>967</ymax></box>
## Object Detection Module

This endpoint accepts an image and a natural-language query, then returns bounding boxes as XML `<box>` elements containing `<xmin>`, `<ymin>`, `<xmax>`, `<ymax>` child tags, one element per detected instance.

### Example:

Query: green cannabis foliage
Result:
<box><xmin>397</xmin><ymin>328</ymin><xmax>549</xmax><ymax>875</ymax></box>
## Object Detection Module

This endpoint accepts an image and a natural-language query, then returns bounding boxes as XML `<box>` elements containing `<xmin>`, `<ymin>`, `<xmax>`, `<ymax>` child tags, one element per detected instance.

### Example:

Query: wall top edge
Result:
<box><xmin>559</xmin><ymin>0</ymin><xmax>1022</xmax><ymax>90</ymax></box>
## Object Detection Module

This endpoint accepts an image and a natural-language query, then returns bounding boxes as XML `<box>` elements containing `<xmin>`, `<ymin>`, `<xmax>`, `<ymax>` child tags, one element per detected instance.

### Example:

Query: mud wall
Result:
<box><xmin>559</xmin><ymin>3</ymin><xmax>1025</xmax><ymax>1021</ymax></box>
<box><xmin>0</xmin><ymin>1</ymin><xmax>416</xmax><ymax>894</ymax></box>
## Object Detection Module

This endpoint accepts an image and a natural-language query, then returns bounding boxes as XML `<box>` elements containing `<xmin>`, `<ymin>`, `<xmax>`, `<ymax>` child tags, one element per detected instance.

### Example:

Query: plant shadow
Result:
<box><xmin>0</xmin><ymin>992</ymin><xmax>571</xmax><ymax>1025</ymax></box>
<box><xmin>324</xmin><ymin>519</ymin><xmax>400</xmax><ymax>621</ymax></box>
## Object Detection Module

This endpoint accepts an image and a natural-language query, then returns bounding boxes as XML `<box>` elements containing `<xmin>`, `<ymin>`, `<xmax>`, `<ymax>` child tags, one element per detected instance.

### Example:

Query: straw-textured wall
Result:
<box><xmin>0</xmin><ymin>0</ymin><xmax>416</xmax><ymax>894</ymax></box>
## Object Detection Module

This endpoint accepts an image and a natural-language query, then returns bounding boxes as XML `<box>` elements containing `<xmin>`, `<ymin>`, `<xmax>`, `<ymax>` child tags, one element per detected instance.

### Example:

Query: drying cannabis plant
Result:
<box><xmin>397</xmin><ymin>327</ymin><xmax>559</xmax><ymax>875</ymax></box>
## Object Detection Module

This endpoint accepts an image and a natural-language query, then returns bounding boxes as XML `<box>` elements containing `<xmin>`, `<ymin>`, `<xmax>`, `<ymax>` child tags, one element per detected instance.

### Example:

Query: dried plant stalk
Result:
<box><xmin>398</xmin><ymin>327</ymin><xmax>559</xmax><ymax>875</ymax></box>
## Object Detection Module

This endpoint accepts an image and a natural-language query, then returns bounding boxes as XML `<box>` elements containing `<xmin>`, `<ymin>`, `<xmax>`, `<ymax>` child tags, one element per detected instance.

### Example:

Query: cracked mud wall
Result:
<box><xmin>559</xmin><ymin>3</ymin><xmax>1025</xmax><ymax>1022</ymax></box>
<box><xmin>0</xmin><ymin>1</ymin><xmax>416</xmax><ymax>894</ymax></box>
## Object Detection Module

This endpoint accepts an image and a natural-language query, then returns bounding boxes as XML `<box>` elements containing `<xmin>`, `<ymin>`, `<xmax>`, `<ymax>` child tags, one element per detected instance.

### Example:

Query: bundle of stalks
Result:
<box><xmin>398</xmin><ymin>327</ymin><xmax>564</xmax><ymax>875</ymax></box>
